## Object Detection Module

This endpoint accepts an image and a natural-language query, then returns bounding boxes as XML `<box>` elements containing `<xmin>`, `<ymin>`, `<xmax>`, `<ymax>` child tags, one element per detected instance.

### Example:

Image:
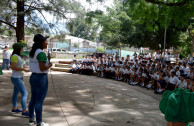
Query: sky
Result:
<box><xmin>39</xmin><ymin>0</ymin><xmax>114</xmax><ymax>35</ymax></box>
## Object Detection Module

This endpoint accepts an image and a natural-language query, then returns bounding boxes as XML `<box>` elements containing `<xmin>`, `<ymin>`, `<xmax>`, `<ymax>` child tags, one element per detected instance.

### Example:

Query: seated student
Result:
<box><xmin>176</xmin><ymin>74</ymin><xmax>187</xmax><ymax>89</ymax></box>
<box><xmin>97</xmin><ymin>64</ymin><xmax>103</xmax><ymax>77</ymax></box>
<box><xmin>79</xmin><ymin>63</ymin><xmax>86</xmax><ymax>74</ymax></box>
<box><xmin>109</xmin><ymin>65</ymin><xmax>115</xmax><ymax>79</ymax></box>
<box><xmin>136</xmin><ymin>68</ymin><xmax>143</xmax><ymax>85</ymax></box>
<box><xmin>169</xmin><ymin>66</ymin><xmax>175</xmax><ymax>76</ymax></box>
<box><xmin>186</xmin><ymin>77</ymin><xmax>192</xmax><ymax>90</ymax></box>
<box><xmin>81</xmin><ymin>56</ymin><xmax>85</xmax><ymax>63</ymax></box>
<box><xmin>175</xmin><ymin>67</ymin><xmax>181</xmax><ymax>78</ymax></box>
<box><xmin>70</xmin><ymin>61</ymin><xmax>77</xmax><ymax>73</ymax></box>
<box><xmin>147</xmin><ymin>70</ymin><xmax>159</xmax><ymax>89</ymax></box>
<box><xmin>115</xmin><ymin>66</ymin><xmax>121</xmax><ymax>80</ymax></box>
<box><xmin>140</xmin><ymin>69</ymin><xmax>147</xmax><ymax>87</ymax></box>
<box><xmin>155</xmin><ymin>72</ymin><xmax>167</xmax><ymax>94</ymax></box>
<box><xmin>76</xmin><ymin>62</ymin><xmax>81</xmax><ymax>72</ymax></box>
<box><xmin>129</xmin><ymin>67</ymin><xmax>139</xmax><ymax>85</ymax></box>
<box><xmin>88</xmin><ymin>56</ymin><xmax>93</xmax><ymax>64</ymax></box>
<box><xmin>117</xmin><ymin>65</ymin><xmax>124</xmax><ymax>81</ymax></box>
<box><xmin>165</xmin><ymin>71</ymin><xmax>179</xmax><ymax>91</ymax></box>
<box><xmin>88</xmin><ymin>63</ymin><xmax>94</xmax><ymax>75</ymax></box>
<box><xmin>104</xmin><ymin>65</ymin><xmax>109</xmax><ymax>78</ymax></box>
<box><xmin>122</xmin><ymin>66</ymin><xmax>128</xmax><ymax>82</ymax></box>
<box><xmin>125</xmin><ymin>67</ymin><xmax>131</xmax><ymax>83</ymax></box>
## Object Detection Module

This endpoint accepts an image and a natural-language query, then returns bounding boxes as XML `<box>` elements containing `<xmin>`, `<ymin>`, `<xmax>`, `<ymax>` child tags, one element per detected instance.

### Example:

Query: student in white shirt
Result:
<box><xmin>175</xmin><ymin>67</ymin><xmax>181</xmax><ymax>78</ymax></box>
<box><xmin>140</xmin><ymin>69</ymin><xmax>147</xmax><ymax>87</ymax></box>
<box><xmin>176</xmin><ymin>75</ymin><xmax>187</xmax><ymax>89</ymax></box>
<box><xmin>147</xmin><ymin>70</ymin><xmax>159</xmax><ymax>89</ymax></box>
<box><xmin>165</xmin><ymin>71</ymin><xmax>179</xmax><ymax>90</ymax></box>
<box><xmin>122</xmin><ymin>66</ymin><xmax>128</xmax><ymax>81</ymax></box>
<box><xmin>186</xmin><ymin>77</ymin><xmax>192</xmax><ymax>90</ymax></box>
<box><xmin>165</xmin><ymin>52</ymin><xmax>171</xmax><ymax>65</ymax></box>
<box><xmin>73</xmin><ymin>55</ymin><xmax>77</xmax><ymax>61</ymax></box>
<box><xmin>2</xmin><ymin>46</ymin><xmax>11</xmax><ymax>70</ymax></box>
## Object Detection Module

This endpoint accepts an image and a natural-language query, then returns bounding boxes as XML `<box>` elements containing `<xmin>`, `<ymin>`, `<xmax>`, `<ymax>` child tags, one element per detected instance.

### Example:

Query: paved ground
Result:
<box><xmin>0</xmin><ymin>70</ymin><xmax>168</xmax><ymax>126</ymax></box>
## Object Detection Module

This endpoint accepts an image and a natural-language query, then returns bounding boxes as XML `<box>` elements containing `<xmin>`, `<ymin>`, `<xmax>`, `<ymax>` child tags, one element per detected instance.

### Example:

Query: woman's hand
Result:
<box><xmin>23</xmin><ymin>68</ymin><xmax>30</xmax><ymax>72</ymax></box>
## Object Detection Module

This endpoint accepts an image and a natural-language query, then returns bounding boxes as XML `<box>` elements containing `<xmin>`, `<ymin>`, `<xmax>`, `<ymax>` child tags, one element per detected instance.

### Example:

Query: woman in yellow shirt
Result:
<box><xmin>10</xmin><ymin>43</ymin><xmax>30</xmax><ymax>117</ymax></box>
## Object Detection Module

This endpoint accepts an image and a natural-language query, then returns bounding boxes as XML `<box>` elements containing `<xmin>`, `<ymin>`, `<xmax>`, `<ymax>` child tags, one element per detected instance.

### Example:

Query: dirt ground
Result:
<box><xmin>0</xmin><ymin>70</ymin><xmax>192</xmax><ymax>126</ymax></box>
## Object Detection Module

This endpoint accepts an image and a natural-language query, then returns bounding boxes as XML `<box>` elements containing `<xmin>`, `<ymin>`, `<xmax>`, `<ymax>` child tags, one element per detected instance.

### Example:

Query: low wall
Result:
<box><xmin>51</xmin><ymin>53</ymin><xmax>88</xmax><ymax>58</ymax></box>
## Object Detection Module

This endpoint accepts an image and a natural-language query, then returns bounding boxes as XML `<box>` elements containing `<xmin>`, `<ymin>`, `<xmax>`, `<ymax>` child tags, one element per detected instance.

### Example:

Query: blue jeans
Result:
<box><xmin>11</xmin><ymin>77</ymin><xmax>28</xmax><ymax>110</ymax></box>
<box><xmin>2</xmin><ymin>59</ymin><xmax>10</xmax><ymax>70</ymax></box>
<box><xmin>29</xmin><ymin>73</ymin><xmax>48</xmax><ymax>123</ymax></box>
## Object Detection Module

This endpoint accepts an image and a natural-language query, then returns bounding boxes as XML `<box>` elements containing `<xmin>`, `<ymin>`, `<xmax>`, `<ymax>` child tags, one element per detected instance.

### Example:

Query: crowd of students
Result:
<box><xmin>70</xmin><ymin>52</ymin><xmax>194</xmax><ymax>94</ymax></box>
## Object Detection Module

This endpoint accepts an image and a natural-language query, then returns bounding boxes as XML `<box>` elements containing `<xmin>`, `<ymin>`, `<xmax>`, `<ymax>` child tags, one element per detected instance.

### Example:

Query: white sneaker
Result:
<box><xmin>141</xmin><ymin>83</ymin><xmax>144</xmax><ymax>87</ymax></box>
<box><xmin>37</xmin><ymin>122</ymin><xmax>49</xmax><ymax>126</ymax></box>
<box><xmin>147</xmin><ymin>84</ymin><xmax>152</xmax><ymax>89</ymax></box>
<box><xmin>157</xmin><ymin>89</ymin><xmax>162</xmax><ymax>93</ymax></box>
<box><xmin>131</xmin><ymin>82</ymin><xmax>138</xmax><ymax>85</ymax></box>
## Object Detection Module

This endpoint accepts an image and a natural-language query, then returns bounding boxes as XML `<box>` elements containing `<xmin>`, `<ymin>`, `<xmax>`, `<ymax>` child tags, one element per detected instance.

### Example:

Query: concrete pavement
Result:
<box><xmin>0</xmin><ymin>70</ymin><xmax>169</xmax><ymax>126</ymax></box>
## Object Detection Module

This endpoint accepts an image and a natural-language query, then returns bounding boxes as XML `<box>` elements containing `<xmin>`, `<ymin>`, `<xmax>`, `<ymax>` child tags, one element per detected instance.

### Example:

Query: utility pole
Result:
<box><xmin>163</xmin><ymin>0</ymin><xmax>168</xmax><ymax>63</ymax></box>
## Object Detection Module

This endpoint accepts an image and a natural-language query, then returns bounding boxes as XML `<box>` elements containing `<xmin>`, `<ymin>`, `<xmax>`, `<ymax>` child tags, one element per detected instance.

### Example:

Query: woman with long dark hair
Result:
<box><xmin>28</xmin><ymin>34</ymin><xmax>52</xmax><ymax>126</ymax></box>
<box><xmin>10</xmin><ymin>42</ymin><xmax>30</xmax><ymax>117</ymax></box>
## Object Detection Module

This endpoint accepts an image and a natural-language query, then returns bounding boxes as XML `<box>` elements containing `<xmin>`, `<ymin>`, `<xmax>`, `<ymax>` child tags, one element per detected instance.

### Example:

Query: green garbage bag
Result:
<box><xmin>0</xmin><ymin>66</ymin><xmax>3</xmax><ymax>75</ymax></box>
<box><xmin>159</xmin><ymin>88</ymin><xmax>194</xmax><ymax>125</ymax></box>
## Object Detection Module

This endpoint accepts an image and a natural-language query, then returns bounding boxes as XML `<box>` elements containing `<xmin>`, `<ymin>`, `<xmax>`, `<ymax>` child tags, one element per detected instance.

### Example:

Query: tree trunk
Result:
<box><xmin>191</xmin><ymin>36</ymin><xmax>194</xmax><ymax>57</ymax></box>
<box><xmin>16</xmin><ymin>0</ymin><xmax>25</xmax><ymax>42</ymax></box>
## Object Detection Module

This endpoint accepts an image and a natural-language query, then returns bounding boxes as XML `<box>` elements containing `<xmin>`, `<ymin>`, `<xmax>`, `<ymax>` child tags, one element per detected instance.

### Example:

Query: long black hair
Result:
<box><xmin>29</xmin><ymin>42</ymin><xmax>43</xmax><ymax>58</ymax></box>
<box><xmin>11</xmin><ymin>48</ymin><xmax>22</xmax><ymax>56</ymax></box>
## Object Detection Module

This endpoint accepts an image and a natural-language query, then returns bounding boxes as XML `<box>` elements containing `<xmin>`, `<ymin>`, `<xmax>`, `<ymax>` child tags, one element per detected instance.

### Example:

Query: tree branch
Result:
<box><xmin>0</xmin><ymin>20</ymin><xmax>16</xmax><ymax>29</ymax></box>
<box><xmin>24</xmin><ymin>5</ymin><xmax>67</xmax><ymax>19</ymax></box>
<box><xmin>35</xmin><ymin>9</ymin><xmax>55</xmax><ymax>34</ymax></box>
<box><xmin>144</xmin><ymin>0</ymin><xmax>187</xmax><ymax>6</ymax></box>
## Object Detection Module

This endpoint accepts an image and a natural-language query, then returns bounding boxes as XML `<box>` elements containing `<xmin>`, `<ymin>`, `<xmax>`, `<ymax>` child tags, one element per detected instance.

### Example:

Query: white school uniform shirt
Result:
<box><xmin>3</xmin><ymin>50</ymin><xmax>11</xmax><ymax>59</ymax></box>
<box><xmin>126</xmin><ymin>69</ymin><xmax>130</xmax><ymax>74</ymax></box>
<box><xmin>165</xmin><ymin>54</ymin><xmax>171</xmax><ymax>61</ymax></box>
<box><xmin>115</xmin><ymin>61</ymin><xmax>118</xmax><ymax>66</ymax></box>
<box><xmin>98</xmin><ymin>60</ymin><xmax>101</xmax><ymax>65</ymax></box>
<box><xmin>123</xmin><ymin>69</ymin><xmax>128</xmax><ymax>74</ymax></box>
<box><xmin>164</xmin><ymin>76</ymin><xmax>169</xmax><ymax>82</ymax></box>
<box><xmin>114</xmin><ymin>68</ymin><xmax>118</xmax><ymax>72</ymax></box>
<box><xmin>187</xmin><ymin>83</ymin><xmax>192</xmax><ymax>89</ymax></box>
<box><xmin>119</xmin><ymin>68</ymin><xmax>124</xmax><ymax>73</ymax></box>
<box><xmin>71</xmin><ymin>63</ymin><xmax>76</xmax><ymax>68</ymax></box>
<box><xmin>142</xmin><ymin>73</ymin><xmax>147</xmax><ymax>77</ymax></box>
<box><xmin>154</xmin><ymin>73</ymin><xmax>159</xmax><ymax>80</ymax></box>
<box><xmin>169</xmin><ymin>76</ymin><xmax>179</xmax><ymax>85</ymax></box>
<box><xmin>177</xmin><ymin>80</ymin><xmax>187</xmax><ymax>89</ymax></box>
<box><xmin>105</xmin><ymin>67</ymin><xmax>109</xmax><ymax>71</ymax></box>
<box><xmin>176</xmin><ymin>71</ymin><xmax>181</xmax><ymax>77</ymax></box>
<box><xmin>156</xmin><ymin>54</ymin><xmax>161</xmax><ymax>59</ymax></box>
<box><xmin>184</xmin><ymin>67</ymin><xmax>190</xmax><ymax>75</ymax></box>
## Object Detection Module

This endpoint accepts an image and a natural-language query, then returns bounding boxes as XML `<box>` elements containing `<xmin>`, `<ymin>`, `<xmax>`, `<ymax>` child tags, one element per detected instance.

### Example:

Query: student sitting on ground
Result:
<box><xmin>147</xmin><ymin>70</ymin><xmax>159</xmax><ymax>89</ymax></box>
<box><xmin>155</xmin><ymin>72</ymin><xmax>167</xmax><ymax>94</ymax></box>
<box><xmin>186</xmin><ymin>77</ymin><xmax>192</xmax><ymax>90</ymax></box>
<box><xmin>70</xmin><ymin>61</ymin><xmax>77</xmax><ymax>73</ymax></box>
<box><xmin>140</xmin><ymin>69</ymin><xmax>147</xmax><ymax>87</ymax></box>
<box><xmin>122</xmin><ymin>66</ymin><xmax>129</xmax><ymax>82</ymax></box>
<box><xmin>176</xmin><ymin>74</ymin><xmax>187</xmax><ymax>89</ymax></box>
<box><xmin>109</xmin><ymin>65</ymin><xmax>115</xmax><ymax>79</ymax></box>
<box><xmin>165</xmin><ymin>71</ymin><xmax>179</xmax><ymax>91</ymax></box>
<box><xmin>129</xmin><ymin>67</ymin><xmax>139</xmax><ymax>85</ymax></box>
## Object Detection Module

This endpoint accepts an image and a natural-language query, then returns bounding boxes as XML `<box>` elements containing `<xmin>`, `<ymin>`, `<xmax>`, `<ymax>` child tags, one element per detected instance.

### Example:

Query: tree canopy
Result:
<box><xmin>0</xmin><ymin>0</ymin><xmax>83</xmax><ymax>42</ymax></box>
<box><xmin>85</xmin><ymin>0</ymin><xmax>194</xmax><ymax>56</ymax></box>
